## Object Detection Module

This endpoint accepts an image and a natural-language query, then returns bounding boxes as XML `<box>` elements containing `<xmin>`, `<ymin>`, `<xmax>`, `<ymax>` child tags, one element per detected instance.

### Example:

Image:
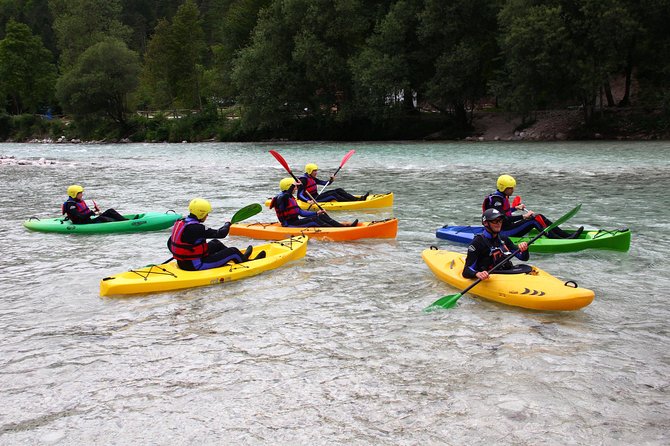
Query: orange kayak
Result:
<box><xmin>230</xmin><ymin>218</ymin><xmax>398</xmax><ymax>241</ymax></box>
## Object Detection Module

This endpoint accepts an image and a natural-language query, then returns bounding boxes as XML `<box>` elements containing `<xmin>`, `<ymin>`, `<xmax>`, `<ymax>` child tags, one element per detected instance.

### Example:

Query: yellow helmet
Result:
<box><xmin>67</xmin><ymin>184</ymin><xmax>84</xmax><ymax>198</ymax></box>
<box><xmin>280</xmin><ymin>177</ymin><xmax>295</xmax><ymax>191</ymax></box>
<box><xmin>188</xmin><ymin>198</ymin><xmax>212</xmax><ymax>220</ymax></box>
<box><xmin>305</xmin><ymin>163</ymin><xmax>319</xmax><ymax>174</ymax></box>
<box><xmin>497</xmin><ymin>175</ymin><xmax>516</xmax><ymax>192</ymax></box>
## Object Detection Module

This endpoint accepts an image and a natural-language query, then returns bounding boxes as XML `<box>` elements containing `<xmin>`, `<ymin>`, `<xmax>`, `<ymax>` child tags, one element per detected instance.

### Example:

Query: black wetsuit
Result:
<box><xmin>297</xmin><ymin>174</ymin><xmax>360</xmax><ymax>202</ymax></box>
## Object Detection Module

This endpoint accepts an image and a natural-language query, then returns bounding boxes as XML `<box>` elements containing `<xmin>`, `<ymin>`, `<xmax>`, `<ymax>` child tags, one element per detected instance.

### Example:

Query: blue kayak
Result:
<box><xmin>436</xmin><ymin>225</ymin><xmax>631</xmax><ymax>253</ymax></box>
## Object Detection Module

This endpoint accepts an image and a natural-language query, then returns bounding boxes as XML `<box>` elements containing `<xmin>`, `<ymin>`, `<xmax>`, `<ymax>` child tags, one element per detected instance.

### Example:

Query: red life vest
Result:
<box><xmin>168</xmin><ymin>217</ymin><xmax>209</xmax><ymax>260</ymax></box>
<box><xmin>270</xmin><ymin>193</ymin><xmax>301</xmax><ymax>224</ymax></box>
<box><xmin>62</xmin><ymin>198</ymin><xmax>93</xmax><ymax>217</ymax></box>
<box><xmin>482</xmin><ymin>192</ymin><xmax>512</xmax><ymax>217</ymax></box>
<box><xmin>300</xmin><ymin>174</ymin><xmax>318</xmax><ymax>198</ymax></box>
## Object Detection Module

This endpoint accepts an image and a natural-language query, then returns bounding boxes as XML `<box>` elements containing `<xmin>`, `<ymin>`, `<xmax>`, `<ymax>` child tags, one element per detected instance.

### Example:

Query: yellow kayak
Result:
<box><xmin>100</xmin><ymin>236</ymin><xmax>308</xmax><ymax>296</ymax></box>
<box><xmin>422</xmin><ymin>248</ymin><xmax>594</xmax><ymax>311</ymax></box>
<box><xmin>230</xmin><ymin>218</ymin><xmax>398</xmax><ymax>241</ymax></box>
<box><xmin>264</xmin><ymin>192</ymin><xmax>393</xmax><ymax>211</ymax></box>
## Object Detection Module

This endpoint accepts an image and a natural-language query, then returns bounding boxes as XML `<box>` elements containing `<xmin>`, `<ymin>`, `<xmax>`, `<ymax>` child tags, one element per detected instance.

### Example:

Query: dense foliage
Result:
<box><xmin>0</xmin><ymin>0</ymin><xmax>668</xmax><ymax>141</ymax></box>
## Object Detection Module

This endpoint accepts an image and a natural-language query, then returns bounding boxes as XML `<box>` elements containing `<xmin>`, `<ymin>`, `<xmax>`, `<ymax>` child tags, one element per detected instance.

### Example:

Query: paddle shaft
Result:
<box><xmin>269</xmin><ymin>150</ymin><xmax>325</xmax><ymax>212</ymax></box>
<box><xmin>319</xmin><ymin>150</ymin><xmax>355</xmax><ymax>196</ymax></box>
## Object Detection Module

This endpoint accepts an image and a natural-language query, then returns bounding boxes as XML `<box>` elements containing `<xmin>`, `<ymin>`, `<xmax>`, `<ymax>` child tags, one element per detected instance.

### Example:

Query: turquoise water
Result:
<box><xmin>0</xmin><ymin>141</ymin><xmax>668</xmax><ymax>444</ymax></box>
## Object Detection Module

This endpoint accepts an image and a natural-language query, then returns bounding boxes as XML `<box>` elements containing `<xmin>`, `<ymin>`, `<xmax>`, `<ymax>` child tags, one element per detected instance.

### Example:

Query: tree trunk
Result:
<box><xmin>402</xmin><ymin>88</ymin><xmax>415</xmax><ymax>111</ymax></box>
<box><xmin>603</xmin><ymin>81</ymin><xmax>615</xmax><ymax>107</ymax></box>
<box><xmin>582</xmin><ymin>95</ymin><xmax>595</xmax><ymax>125</ymax></box>
<box><xmin>619</xmin><ymin>38</ymin><xmax>635</xmax><ymax>107</ymax></box>
<box><xmin>453</xmin><ymin>101</ymin><xmax>468</xmax><ymax>128</ymax></box>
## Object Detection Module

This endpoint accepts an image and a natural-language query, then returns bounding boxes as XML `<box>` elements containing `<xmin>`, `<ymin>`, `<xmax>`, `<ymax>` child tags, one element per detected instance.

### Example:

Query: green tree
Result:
<box><xmin>0</xmin><ymin>0</ymin><xmax>56</xmax><ymax>55</ymax></box>
<box><xmin>496</xmin><ymin>0</ymin><xmax>642</xmax><ymax>124</ymax></box>
<box><xmin>416</xmin><ymin>0</ymin><xmax>501</xmax><ymax>126</ymax></box>
<box><xmin>0</xmin><ymin>19</ymin><xmax>56</xmax><ymax>114</ymax></box>
<box><xmin>139</xmin><ymin>0</ymin><xmax>205</xmax><ymax>110</ymax></box>
<box><xmin>231</xmin><ymin>0</ymin><xmax>378</xmax><ymax>130</ymax></box>
<box><xmin>495</xmin><ymin>1</ymin><xmax>572</xmax><ymax>121</ymax></box>
<box><xmin>55</xmin><ymin>38</ymin><xmax>140</xmax><ymax>124</ymax></box>
<box><xmin>205</xmin><ymin>0</ymin><xmax>271</xmax><ymax>102</ymax></box>
<box><xmin>49</xmin><ymin>0</ymin><xmax>131</xmax><ymax>69</ymax></box>
<box><xmin>349</xmin><ymin>0</ymin><xmax>425</xmax><ymax>120</ymax></box>
<box><xmin>630</xmin><ymin>0</ymin><xmax>670</xmax><ymax>111</ymax></box>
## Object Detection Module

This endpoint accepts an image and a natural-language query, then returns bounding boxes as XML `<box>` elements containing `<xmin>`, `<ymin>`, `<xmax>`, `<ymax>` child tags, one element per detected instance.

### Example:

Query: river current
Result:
<box><xmin>0</xmin><ymin>141</ymin><xmax>668</xmax><ymax>445</ymax></box>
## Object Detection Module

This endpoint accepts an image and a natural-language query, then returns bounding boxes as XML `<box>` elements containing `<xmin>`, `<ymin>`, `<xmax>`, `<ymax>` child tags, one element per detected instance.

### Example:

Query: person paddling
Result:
<box><xmin>168</xmin><ymin>198</ymin><xmax>265</xmax><ymax>271</ymax></box>
<box><xmin>483</xmin><ymin>175</ymin><xmax>583</xmax><ymax>239</ymax></box>
<box><xmin>270</xmin><ymin>178</ymin><xmax>358</xmax><ymax>228</ymax></box>
<box><xmin>62</xmin><ymin>184</ymin><xmax>127</xmax><ymax>224</ymax></box>
<box><xmin>463</xmin><ymin>209</ymin><xmax>530</xmax><ymax>280</ymax></box>
<box><xmin>297</xmin><ymin>163</ymin><xmax>369</xmax><ymax>203</ymax></box>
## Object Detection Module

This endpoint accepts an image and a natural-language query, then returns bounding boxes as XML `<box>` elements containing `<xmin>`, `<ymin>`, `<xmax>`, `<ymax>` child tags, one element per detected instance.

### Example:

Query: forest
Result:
<box><xmin>0</xmin><ymin>0</ymin><xmax>668</xmax><ymax>142</ymax></box>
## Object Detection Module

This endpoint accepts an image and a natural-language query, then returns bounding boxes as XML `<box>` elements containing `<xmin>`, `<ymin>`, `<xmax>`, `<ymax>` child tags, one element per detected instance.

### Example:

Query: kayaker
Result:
<box><xmin>483</xmin><ymin>175</ymin><xmax>583</xmax><ymax>239</ymax></box>
<box><xmin>297</xmin><ymin>163</ymin><xmax>369</xmax><ymax>203</ymax></box>
<box><xmin>168</xmin><ymin>198</ymin><xmax>265</xmax><ymax>271</ymax></box>
<box><xmin>270</xmin><ymin>178</ymin><xmax>358</xmax><ymax>227</ymax></box>
<box><xmin>62</xmin><ymin>184</ymin><xmax>127</xmax><ymax>224</ymax></box>
<box><xmin>463</xmin><ymin>208</ymin><xmax>530</xmax><ymax>281</ymax></box>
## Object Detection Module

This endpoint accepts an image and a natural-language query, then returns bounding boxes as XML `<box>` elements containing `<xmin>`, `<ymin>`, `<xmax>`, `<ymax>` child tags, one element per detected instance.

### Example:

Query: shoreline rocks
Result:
<box><xmin>0</xmin><ymin>155</ymin><xmax>57</xmax><ymax>166</ymax></box>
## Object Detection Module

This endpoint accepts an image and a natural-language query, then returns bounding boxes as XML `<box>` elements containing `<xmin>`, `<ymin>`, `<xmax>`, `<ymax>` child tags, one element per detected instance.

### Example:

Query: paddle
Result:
<box><xmin>318</xmin><ymin>149</ymin><xmax>355</xmax><ymax>196</ymax></box>
<box><xmin>424</xmin><ymin>203</ymin><xmax>582</xmax><ymax>312</ymax></box>
<box><xmin>92</xmin><ymin>199</ymin><xmax>100</xmax><ymax>214</ymax></box>
<box><xmin>512</xmin><ymin>195</ymin><xmax>521</xmax><ymax>208</ymax></box>
<box><xmin>161</xmin><ymin>203</ymin><xmax>262</xmax><ymax>264</ymax></box>
<box><xmin>269</xmin><ymin>149</ymin><xmax>325</xmax><ymax>211</ymax></box>
<box><xmin>231</xmin><ymin>203</ymin><xmax>262</xmax><ymax>224</ymax></box>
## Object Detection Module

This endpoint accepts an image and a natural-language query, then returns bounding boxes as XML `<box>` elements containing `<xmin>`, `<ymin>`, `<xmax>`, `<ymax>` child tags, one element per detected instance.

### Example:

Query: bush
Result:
<box><xmin>0</xmin><ymin>113</ymin><xmax>11</xmax><ymax>140</ymax></box>
<box><xmin>11</xmin><ymin>114</ymin><xmax>50</xmax><ymax>141</ymax></box>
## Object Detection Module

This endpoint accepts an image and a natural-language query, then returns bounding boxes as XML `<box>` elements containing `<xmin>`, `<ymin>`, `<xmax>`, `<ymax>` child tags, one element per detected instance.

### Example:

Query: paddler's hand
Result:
<box><xmin>518</xmin><ymin>242</ymin><xmax>528</xmax><ymax>252</ymax></box>
<box><xmin>217</xmin><ymin>222</ymin><xmax>231</xmax><ymax>237</ymax></box>
<box><xmin>317</xmin><ymin>209</ymin><xmax>326</xmax><ymax>215</ymax></box>
<box><xmin>522</xmin><ymin>211</ymin><xmax>535</xmax><ymax>220</ymax></box>
<box><xmin>476</xmin><ymin>271</ymin><xmax>490</xmax><ymax>281</ymax></box>
<box><xmin>329</xmin><ymin>175</ymin><xmax>335</xmax><ymax>183</ymax></box>
<box><xmin>515</xmin><ymin>203</ymin><xmax>526</xmax><ymax>211</ymax></box>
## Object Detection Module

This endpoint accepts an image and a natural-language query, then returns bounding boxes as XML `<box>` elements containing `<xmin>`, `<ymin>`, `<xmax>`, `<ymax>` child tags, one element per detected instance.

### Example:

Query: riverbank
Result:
<box><xmin>470</xmin><ymin>108</ymin><xmax>669</xmax><ymax>141</ymax></box>
<box><xmin>2</xmin><ymin>107</ymin><xmax>668</xmax><ymax>144</ymax></box>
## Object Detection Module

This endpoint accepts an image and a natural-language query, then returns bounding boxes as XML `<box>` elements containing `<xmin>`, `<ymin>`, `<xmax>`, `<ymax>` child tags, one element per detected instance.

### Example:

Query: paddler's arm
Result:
<box><xmin>462</xmin><ymin>238</ymin><xmax>488</xmax><ymax>280</ymax></box>
<box><xmin>504</xmin><ymin>237</ymin><xmax>529</xmax><ymax>261</ymax></box>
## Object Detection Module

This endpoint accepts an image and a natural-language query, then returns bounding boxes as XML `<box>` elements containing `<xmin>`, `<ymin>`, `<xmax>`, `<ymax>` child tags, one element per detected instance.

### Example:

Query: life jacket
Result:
<box><xmin>270</xmin><ymin>192</ymin><xmax>301</xmax><ymax>225</ymax></box>
<box><xmin>481</xmin><ymin>231</ymin><xmax>512</xmax><ymax>270</ymax></box>
<box><xmin>482</xmin><ymin>191</ymin><xmax>512</xmax><ymax>217</ymax></box>
<box><xmin>298</xmin><ymin>174</ymin><xmax>318</xmax><ymax>200</ymax></box>
<box><xmin>168</xmin><ymin>217</ymin><xmax>209</xmax><ymax>261</ymax></box>
<box><xmin>62</xmin><ymin>198</ymin><xmax>93</xmax><ymax>218</ymax></box>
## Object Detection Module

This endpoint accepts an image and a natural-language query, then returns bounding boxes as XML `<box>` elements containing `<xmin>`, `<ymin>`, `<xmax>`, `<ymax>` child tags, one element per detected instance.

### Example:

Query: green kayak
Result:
<box><xmin>23</xmin><ymin>211</ymin><xmax>182</xmax><ymax>234</ymax></box>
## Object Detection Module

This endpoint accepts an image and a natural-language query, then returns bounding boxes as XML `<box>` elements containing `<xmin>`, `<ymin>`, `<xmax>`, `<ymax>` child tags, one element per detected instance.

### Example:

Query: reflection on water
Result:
<box><xmin>0</xmin><ymin>141</ymin><xmax>669</xmax><ymax>443</ymax></box>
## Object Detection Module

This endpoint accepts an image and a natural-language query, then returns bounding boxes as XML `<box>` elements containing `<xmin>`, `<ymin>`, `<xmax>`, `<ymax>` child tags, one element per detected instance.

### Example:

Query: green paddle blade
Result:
<box><xmin>231</xmin><ymin>203</ymin><xmax>262</xmax><ymax>224</ymax></box>
<box><xmin>548</xmin><ymin>203</ymin><xmax>581</xmax><ymax>230</ymax></box>
<box><xmin>423</xmin><ymin>292</ymin><xmax>463</xmax><ymax>312</ymax></box>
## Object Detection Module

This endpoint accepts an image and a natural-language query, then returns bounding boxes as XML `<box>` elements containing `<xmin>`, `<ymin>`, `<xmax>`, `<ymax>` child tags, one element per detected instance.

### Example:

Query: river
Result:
<box><xmin>0</xmin><ymin>141</ymin><xmax>668</xmax><ymax>445</ymax></box>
